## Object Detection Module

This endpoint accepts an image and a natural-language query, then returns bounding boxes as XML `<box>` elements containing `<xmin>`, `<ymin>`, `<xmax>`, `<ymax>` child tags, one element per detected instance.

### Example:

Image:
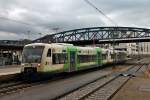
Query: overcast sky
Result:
<box><xmin>0</xmin><ymin>0</ymin><xmax>150</xmax><ymax>40</ymax></box>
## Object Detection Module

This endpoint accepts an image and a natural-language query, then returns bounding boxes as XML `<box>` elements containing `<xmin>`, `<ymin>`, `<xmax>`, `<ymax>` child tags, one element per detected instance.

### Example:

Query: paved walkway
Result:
<box><xmin>0</xmin><ymin>65</ymin><xmax>20</xmax><ymax>68</ymax></box>
<box><xmin>0</xmin><ymin>65</ymin><xmax>21</xmax><ymax>76</ymax></box>
<box><xmin>112</xmin><ymin>66</ymin><xmax>150</xmax><ymax>100</ymax></box>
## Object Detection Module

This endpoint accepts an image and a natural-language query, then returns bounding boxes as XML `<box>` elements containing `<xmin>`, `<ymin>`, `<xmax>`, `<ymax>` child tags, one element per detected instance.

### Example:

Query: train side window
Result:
<box><xmin>52</xmin><ymin>53</ymin><xmax>67</xmax><ymax>64</ymax></box>
<box><xmin>47</xmin><ymin>49</ymin><xmax>51</xmax><ymax>57</ymax></box>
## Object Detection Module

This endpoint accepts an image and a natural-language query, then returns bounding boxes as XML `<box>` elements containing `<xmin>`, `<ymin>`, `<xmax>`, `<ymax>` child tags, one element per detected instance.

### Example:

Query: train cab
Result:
<box><xmin>21</xmin><ymin>43</ymin><xmax>74</xmax><ymax>74</ymax></box>
<box><xmin>21</xmin><ymin>43</ymin><xmax>51</xmax><ymax>73</ymax></box>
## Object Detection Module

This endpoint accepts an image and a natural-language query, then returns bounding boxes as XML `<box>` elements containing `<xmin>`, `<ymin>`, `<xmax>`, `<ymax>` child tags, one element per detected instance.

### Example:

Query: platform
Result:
<box><xmin>0</xmin><ymin>65</ymin><xmax>20</xmax><ymax>76</ymax></box>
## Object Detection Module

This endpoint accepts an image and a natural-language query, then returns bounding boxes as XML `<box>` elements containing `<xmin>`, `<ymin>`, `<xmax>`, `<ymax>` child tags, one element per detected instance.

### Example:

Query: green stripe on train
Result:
<box><xmin>63</xmin><ymin>45</ymin><xmax>77</xmax><ymax>71</ymax></box>
<box><xmin>96</xmin><ymin>47</ymin><xmax>102</xmax><ymax>66</ymax></box>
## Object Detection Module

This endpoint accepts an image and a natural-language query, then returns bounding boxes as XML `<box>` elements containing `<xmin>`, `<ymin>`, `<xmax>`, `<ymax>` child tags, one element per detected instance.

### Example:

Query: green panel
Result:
<box><xmin>63</xmin><ymin>47</ymin><xmax>70</xmax><ymax>71</ymax></box>
<box><xmin>96</xmin><ymin>48</ymin><xmax>102</xmax><ymax>66</ymax></box>
<box><xmin>76</xmin><ymin>48</ymin><xmax>80</xmax><ymax>70</ymax></box>
<box><xmin>63</xmin><ymin>45</ymin><xmax>77</xmax><ymax>71</ymax></box>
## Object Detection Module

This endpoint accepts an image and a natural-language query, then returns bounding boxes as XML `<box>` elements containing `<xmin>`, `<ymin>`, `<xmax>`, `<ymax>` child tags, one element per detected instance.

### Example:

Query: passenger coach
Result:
<box><xmin>21</xmin><ymin>43</ymin><xmax>102</xmax><ymax>74</ymax></box>
<box><xmin>21</xmin><ymin>43</ymin><xmax>127</xmax><ymax>76</ymax></box>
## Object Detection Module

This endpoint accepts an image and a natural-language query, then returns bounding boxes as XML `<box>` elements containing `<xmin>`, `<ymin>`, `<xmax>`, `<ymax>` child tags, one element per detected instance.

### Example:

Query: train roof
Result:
<box><xmin>25</xmin><ymin>43</ymin><xmax>126</xmax><ymax>53</ymax></box>
<box><xmin>24</xmin><ymin>43</ymin><xmax>50</xmax><ymax>47</ymax></box>
<box><xmin>25</xmin><ymin>43</ymin><xmax>73</xmax><ymax>47</ymax></box>
<box><xmin>51</xmin><ymin>43</ymin><xmax>73</xmax><ymax>46</ymax></box>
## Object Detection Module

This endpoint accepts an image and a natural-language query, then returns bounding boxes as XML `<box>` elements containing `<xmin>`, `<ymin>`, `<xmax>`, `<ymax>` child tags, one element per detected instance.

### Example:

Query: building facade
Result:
<box><xmin>138</xmin><ymin>42</ymin><xmax>150</xmax><ymax>55</ymax></box>
<box><xmin>115</xmin><ymin>42</ymin><xmax>150</xmax><ymax>56</ymax></box>
<box><xmin>114</xmin><ymin>43</ymin><xmax>138</xmax><ymax>56</ymax></box>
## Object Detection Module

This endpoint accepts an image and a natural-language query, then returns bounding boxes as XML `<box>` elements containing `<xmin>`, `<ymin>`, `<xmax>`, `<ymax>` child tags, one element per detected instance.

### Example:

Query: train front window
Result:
<box><xmin>22</xmin><ymin>46</ymin><xmax>44</xmax><ymax>63</ymax></box>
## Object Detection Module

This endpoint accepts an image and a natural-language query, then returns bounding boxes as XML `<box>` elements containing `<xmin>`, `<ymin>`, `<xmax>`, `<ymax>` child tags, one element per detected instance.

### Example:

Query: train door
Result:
<box><xmin>44</xmin><ymin>48</ymin><xmax>52</xmax><ymax>70</ymax></box>
<box><xmin>69</xmin><ymin>51</ymin><xmax>76</xmax><ymax>72</ymax></box>
<box><xmin>97</xmin><ymin>51</ymin><xmax>101</xmax><ymax>66</ymax></box>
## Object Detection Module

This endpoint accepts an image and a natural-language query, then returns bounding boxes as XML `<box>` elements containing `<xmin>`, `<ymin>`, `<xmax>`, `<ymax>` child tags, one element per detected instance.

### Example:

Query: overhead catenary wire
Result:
<box><xmin>0</xmin><ymin>16</ymin><xmax>36</xmax><ymax>26</ymax></box>
<box><xmin>84</xmin><ymin>0</ymin><xmax>117</xmax><ymax>69</ymax></box>
<box><xmin>0</xmin><ymin>16</ymin><xmax>59</xmax><ymax>34</ymax></box>
<box><xmin>0</xmin><ymin>16</ymin><xmax>52</xmax><ymax>37</ymax></box>
<box><xmin>0</xmin><ymin>16</ymin><xmax>50</xmax><ymax>40</ymax></box>
<box><xmin>84</xmin><ymin>0</ymin><xmax>118</xmax><ymax>26</ymax></box>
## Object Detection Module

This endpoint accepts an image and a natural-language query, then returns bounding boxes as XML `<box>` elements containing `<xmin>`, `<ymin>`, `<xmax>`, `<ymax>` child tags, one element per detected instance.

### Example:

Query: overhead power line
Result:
<box><xmin>0</xmin><ymin>16</ymin><xmax>60</xmax><ymax>33</ymax></box>
<box><xmin>0</xmin><ymin>16</ymin><xmax>35</xmax><ymax>26</ymax></box>
<box><xmin>84</xmin><ymin>0</ymin><xmax>118</xmax><ymax>26</ymax></box>
<box><xmin>0</xmin><ymin>16</ymin><xmax>46</xmax><ymax>38</ymax></box>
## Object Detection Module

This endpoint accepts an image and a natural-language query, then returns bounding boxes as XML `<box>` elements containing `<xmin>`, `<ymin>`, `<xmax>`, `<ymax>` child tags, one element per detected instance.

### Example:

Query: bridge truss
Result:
<box><xmin>33</xmin><ymin>27</ymin><xmax>150</xmax><ymax>45</ymax></box>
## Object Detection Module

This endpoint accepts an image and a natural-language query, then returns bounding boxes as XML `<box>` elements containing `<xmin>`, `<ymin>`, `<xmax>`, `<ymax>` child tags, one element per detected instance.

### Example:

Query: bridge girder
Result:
<box><xmin>33</xmin><ymin>27</ymin><xmax>150</xmax><ymax>45</ymax></box>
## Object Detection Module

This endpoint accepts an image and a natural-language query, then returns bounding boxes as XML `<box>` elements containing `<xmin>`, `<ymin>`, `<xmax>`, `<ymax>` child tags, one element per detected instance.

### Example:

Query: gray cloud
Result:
<box><xmin>0</xmin><ymin>0</ymin><xmax>150</xmax><ymax>40</ymax></box>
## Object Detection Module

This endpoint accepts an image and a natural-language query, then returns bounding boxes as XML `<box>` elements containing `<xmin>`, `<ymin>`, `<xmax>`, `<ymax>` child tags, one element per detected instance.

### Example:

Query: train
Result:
<box><xmin>21</xmin><ymin>43</ymin><xmax>127</xmax><ymax>76</ymax></box>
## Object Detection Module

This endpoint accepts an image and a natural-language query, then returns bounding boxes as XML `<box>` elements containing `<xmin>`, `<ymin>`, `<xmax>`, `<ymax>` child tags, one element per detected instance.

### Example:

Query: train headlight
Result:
<box><xmin>37</xmin><ymin>64</ymin><xmax>41</xmax><ymax>67</ymax></box>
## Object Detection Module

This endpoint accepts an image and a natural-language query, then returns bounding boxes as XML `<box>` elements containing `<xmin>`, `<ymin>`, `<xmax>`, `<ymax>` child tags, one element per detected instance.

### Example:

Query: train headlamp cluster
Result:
<box><xmin>37</xmin><ymin>64</ymin><xmax>41</xmax><ymax>67</ymax></box>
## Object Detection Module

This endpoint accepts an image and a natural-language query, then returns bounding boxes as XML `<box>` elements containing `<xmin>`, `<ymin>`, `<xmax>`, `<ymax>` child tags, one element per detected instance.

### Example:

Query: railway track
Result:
<box><xmin>0</xmin><ymin>59</ymin><xmax>146</xmax><ymax>98</ymax></box>
<box><xmin>0</xmin><ymin>66</ymin><xmax>115</xmax><ymax>97</ymax></box>
<box><xmin>0</xmin><ymin>65</ymin><xmax>131</xmax><ymax>98</ymax></box>
<box><xmin>0</xmin><ymin>81</ymin><xmax>40</xmax><ymax>96</ymax></box>
<box><xmin>58</xmin><ymin>64</ymin><xmax>147</xmax><ymax>100</ymax></box>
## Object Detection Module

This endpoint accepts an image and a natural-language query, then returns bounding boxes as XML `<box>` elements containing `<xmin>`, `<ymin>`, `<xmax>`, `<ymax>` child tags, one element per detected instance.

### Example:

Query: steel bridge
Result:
<box><xmin>0</xmin><ymin>40</ymin><xmax>31</xmax><ymax>50</ymax></box>
<box><xmin>33</xmin><ymin>27</ymin><xmax>150</xmax><ymax>45</ymax></box>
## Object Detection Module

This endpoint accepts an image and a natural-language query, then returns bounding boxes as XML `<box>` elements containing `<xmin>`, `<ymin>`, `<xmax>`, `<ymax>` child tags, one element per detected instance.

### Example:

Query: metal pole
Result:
<box><xmin>112</xmin><ymin>28</ymin><xmax>116</xmax><ymax>69</ymax></box>
<box><xmin>93</xmin><ymin>33</ymin><xmax>96</xmax><ymax>47</ymax></box>
<box><xmin>138</xmin><ymin>43</ymin><xmax>140</xmax><ymax>61</ymax></box>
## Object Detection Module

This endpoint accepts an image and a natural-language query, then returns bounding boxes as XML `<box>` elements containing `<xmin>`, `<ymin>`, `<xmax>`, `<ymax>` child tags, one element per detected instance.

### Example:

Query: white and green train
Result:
<box><xmin>21</xmin><ymin>43</ymin><xmax>127</xmax><ymax>74</ymax></box>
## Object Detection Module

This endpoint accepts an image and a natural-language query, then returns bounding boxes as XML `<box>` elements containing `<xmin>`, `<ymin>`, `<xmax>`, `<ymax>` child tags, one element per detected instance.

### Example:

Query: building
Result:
<box><xmin>138</xmin><ymin>42</ymin><xmax>150</xmax><ymax>55</ymax></box>
<box><xmin>114</xmin><ymin>43</ymin><xmax>138</xmax><ymax>56</ymax></box>
<box><xmin>0</xmin><ymin>39</ymin><xmax>31</xmax><ymax>66</ymax></box>
<box><xmin>115</xmin><ymin>42</ymin><xmax>150</xmax><ymax>57</ymax></box>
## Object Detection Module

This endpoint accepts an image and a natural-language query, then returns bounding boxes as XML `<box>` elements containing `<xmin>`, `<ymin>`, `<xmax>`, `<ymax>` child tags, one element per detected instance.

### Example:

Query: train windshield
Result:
<box><xmin>22</xmin><ymin>46</ymin><xmax>44</xmax><ymax>63</ymax></box>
